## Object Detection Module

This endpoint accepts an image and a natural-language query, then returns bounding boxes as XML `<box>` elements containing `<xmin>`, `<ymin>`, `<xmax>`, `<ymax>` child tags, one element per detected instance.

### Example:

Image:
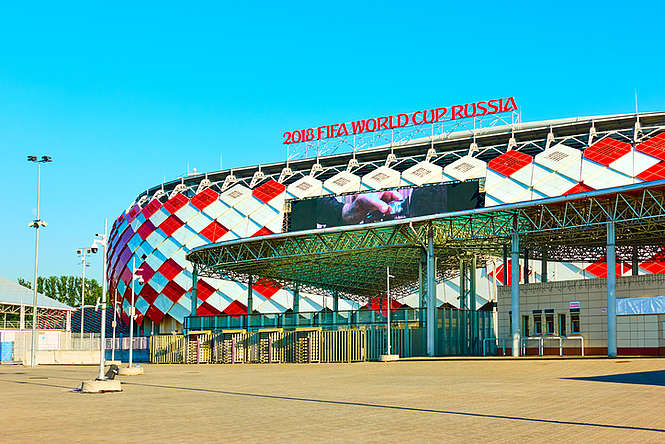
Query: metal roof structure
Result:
<box><xmin>0</xmin><ymin>276</ymin><xmax>73</xmax><ymax>311</ymax></box>
<box><xmin>187</xmin><ymin>180</ymin><xmax>665</xmax><ymax>303</ymax></box>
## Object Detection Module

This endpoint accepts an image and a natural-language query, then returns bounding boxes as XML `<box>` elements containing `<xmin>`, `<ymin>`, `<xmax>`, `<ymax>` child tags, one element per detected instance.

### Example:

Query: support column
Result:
<box><xmin>541</xmin><ymin>249</ymin><xmax>548</xmax><ymax>283</ymax></box>
<box><xmin>632</xmin><ymin>246</ymin><xmax>639</xmax><ymax>276</ymax></box>
<box><xmin>419</xmin><ymin>250</ymin><xmax>427</xmax><ymax>327</ymax></box>
<box><xmin>502</xmin><ymin>244</ymin><xmax>508</xmax><ymax>284</ymax></box>
<box><xmin>426</xmin><ymin>229</ymin><xmax>436</xmax><ymax>357</ymax></box>
<box><xmin>66</xmin><ymin>310</ymin><xmax>71</xmax><ymax>332</ymax></box>
<box><xmin>20</xmin><ymin>305</ymin><xmax>25</xmax><ymax>330</ymax></box>
<box><xmin>191</xmin><ymin>266</ymin><xmax>198</xmax><ymax>317</ymax></box>
<box><xmin>511</xmin><ymin>232</ymin><xmax>520</xmax><ymax>357</ymax></box>
<box><xmin>607</xmin><ymin>222</ymin><xmax>617</xmax><ymax>358</ymax></box>
<box><xmin>293</xmin><ymin>284</ymin><xmax>300</xmax><ymax>319</ymax></box>
<box><xmin>247</xmin><ymin>276</ymin><xmax>253</xmax><ymax>316</ymax></box>
<box><xmin>333</xmin><ymin>291</ymin><xmax>339</xmax><ymax>312</ymax></box>
<box><xmin>459</xmin><ymin>258</ymin><xmax>467</xmax><ymax>309</ymax></box>
<box><xmin>523</xmin><ymin>249</ymin><xmax>529</xmax><ymax>284</ymax></box>
<box><xmin>470</xmin><ymin>255</ymin><xmax>477</xmax><ymax>354</ymax></box>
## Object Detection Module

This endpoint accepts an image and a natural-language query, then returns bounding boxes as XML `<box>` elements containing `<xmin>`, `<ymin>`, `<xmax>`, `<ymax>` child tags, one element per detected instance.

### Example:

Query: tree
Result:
<box><xmin>17</xmin><ymin>275</ymin><xmax>104</xmax><ymax>307</ymax></box>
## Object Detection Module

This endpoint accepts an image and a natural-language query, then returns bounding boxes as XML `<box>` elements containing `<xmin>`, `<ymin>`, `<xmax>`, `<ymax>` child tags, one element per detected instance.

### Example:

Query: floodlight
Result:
<box><xmin>27</xmin><ymin>155</ymin><xmax>37</xmax><ymax>162</ymax></box>
<box><xmin>41</xmin><ymin>156</ymin><xmax>52</xmax><ymax>162</ymax></box>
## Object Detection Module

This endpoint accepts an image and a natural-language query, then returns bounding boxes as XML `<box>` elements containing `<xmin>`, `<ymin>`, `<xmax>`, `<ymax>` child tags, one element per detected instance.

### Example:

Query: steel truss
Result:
<box><xmin>187</xmin><ymin>181</ymin><xmax>665</xmax><ymax>304</ymax></box>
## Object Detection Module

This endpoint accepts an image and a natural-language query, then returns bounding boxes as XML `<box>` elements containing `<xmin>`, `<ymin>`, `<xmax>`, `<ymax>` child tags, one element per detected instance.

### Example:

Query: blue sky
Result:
<box><xmin>1</xmin><ymin>1</ymin><xmax>664</xmax><ymax>283</ymax></box>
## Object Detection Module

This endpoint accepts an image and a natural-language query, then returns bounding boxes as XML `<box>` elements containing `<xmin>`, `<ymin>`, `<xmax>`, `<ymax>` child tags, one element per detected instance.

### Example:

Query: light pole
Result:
<box><xmin>91</xmin><ymin>220</ymin><xmax>107</xmax><ymax>380</ymax></box>
<box><xmin>27</xmin><ymin>155</ymin><xmax>52</xmax><ymax>367</ymax></box>
<box><xmin>386</xmin><ymin>266</ymin><xmax>395</xmax><ymax>356</ymax></box>
<box><xmin>111</xmin><ymin>289</ymin><xmax>118</xmax><ymax>361</ymax></box>
<box><xmin>76</xmin><ymin>247</ymin><xmax>96</xmax><ymax>336</ymax></box>
<box><xmin>128</xmin><ymin>257</ymin><xmax>143</xmax><ymax>368</ymax></box>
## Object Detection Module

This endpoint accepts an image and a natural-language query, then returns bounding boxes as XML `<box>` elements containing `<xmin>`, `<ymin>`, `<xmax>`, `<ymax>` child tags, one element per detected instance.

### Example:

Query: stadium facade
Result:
<box><xmin>106</xmin><ymin>110</ymin><xmax>665</xmax><ymax>335</ymax></box>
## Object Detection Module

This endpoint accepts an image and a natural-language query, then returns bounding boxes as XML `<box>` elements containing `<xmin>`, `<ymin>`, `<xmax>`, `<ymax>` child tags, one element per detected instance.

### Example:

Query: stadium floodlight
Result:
<box><xmin>26</xmin><ymin>154</ymin><xmax>53</xmax><ymax>368</ymax></box>
<box><xmin>76</xmin><ymin>246</ymin><xmax>97</xmax><ymax>337</ymax></box>
<box><xmin>91</xmin><ymin>223</ymin><xmax>108</xmax><ymax>381</ymax></box>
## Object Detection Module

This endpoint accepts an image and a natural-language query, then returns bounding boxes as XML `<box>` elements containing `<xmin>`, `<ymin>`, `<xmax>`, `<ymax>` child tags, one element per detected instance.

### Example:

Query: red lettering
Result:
<box><xmin>378</xmin><ymin>116</ymin><xmax>389</xmax><ymax>130</ymax></box>
<box><xmin>397</xmin><ymin>114</ymin><xmax>409</xmax><ymax>127</ymax></box>
<box><xmin>504</xmin><ymin>96</ymin><xmax>517</xmax><ymax>112</ymax></box>
<box><xmin>476</xmin><ymin>101</ymin><xmax>487</xmax><ymax>116</ymax></box>
<box><xmin>283</xmin><ymin>131</ymin><xmax>292</xmax><ymax>144</ymax></box>
<box><xmin>351</xmin><ymin>120</ymin><xmax>366</xmax><ymax>134</ymax></box>
<box><xmin>451</xmin><ymin>105</ymin><xmax>464</xmax><ymax>119</ymax></box>
<box><xmin>423</xmin><ymin>109</ymin><xmax>436</xmax><ymax>123</ymax></box>
<box><xmin>337</xmin><ymin>123</ymin><xmax>349</xmax><ymax>137</ymax></box>
<box><xmin>435</xmin><ymin>108</ymin><xmax>447</xmax><ymax>121</ymax></box>
<box><xmin>463</xmin><ymin>103</ymin><xmax>477</xmax><ymax>118</ymax></box>
<box><xmin>305</xmin><ymin>128</ymin><xmax>314</xmax><ymax>141</ymax></box>
<box><xmin>365</xmin><ymin>118</ymin><xmax>377</xmax><ymax>132</ymax></box>
<box><xmin>292</xmin><ymin>130</ymin><xmax>302</xmax><ymax>143</ymax></box>
<box><xmin>487</xmin><ymin>100</ymin><xmax>499</xmax><ymax>114</ymax></box>
<box><xmin>412</xmin><ymin>111</ymin><xmax>424</xmax><ymax>125</ymax></box>
<box><xmin>317</xmin><ymin>126</ymin><xmax>326</xmax><ymax>140</ymax></box>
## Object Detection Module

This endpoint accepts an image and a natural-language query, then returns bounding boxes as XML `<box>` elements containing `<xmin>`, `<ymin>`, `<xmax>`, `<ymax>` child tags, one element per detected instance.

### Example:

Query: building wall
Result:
<box><xmin>497</xmin><ymin>274</ymin><xmax>665</xmax><ymax>355</ymax></box>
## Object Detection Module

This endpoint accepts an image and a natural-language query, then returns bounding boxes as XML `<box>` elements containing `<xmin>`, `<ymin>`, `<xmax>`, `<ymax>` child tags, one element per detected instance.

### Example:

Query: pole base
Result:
<box><xmin>379</xmin><ymin>354</ymin><xmax>400</xmax><ymax>362</ymax></box>
<box><xmin>118</xmin><ymin>366</ymin><xmax>144</xmax><ymax>376</ymax></box>
<box><xmin>80</xmin><ymin>379</ymin><xmax>122</xmax><ymax>393</ymax></box>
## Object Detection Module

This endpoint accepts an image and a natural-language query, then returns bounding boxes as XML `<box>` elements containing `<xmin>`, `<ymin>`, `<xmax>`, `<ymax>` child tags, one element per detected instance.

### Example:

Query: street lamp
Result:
<box><xmin>386</xmin><ymin>266</ymin><xmax>395</xmax><ymax>356</ymax></box>
<box><xmin>128</xmin><ymin>257</ymin><xmax>144</xmax><ymax>368</ymax></box>
<box><xmin>27</xmin><ymin>154</ymin><xmax>52</xmax><ymax>368</ymax></box>
<box><xmin>91</xmin><ymin>220</ymin><xmax>107</xmax><ymax>380</ymax></box>
<box><xmin>76</xmin><ymin>247</ymin><xmax>96</xmax><ymax>336</ymax></box>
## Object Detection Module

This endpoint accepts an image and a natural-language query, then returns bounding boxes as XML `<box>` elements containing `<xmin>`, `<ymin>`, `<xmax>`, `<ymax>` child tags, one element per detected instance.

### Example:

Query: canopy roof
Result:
<box><xmin>0</xmin><ymin>276</ymin><xmax>73</xmax><ymax>311</ymax></box>
<box><xmin>187</xmin><ymin>180</ymin><xmax>665</xmax><ymax>303</ymax></box>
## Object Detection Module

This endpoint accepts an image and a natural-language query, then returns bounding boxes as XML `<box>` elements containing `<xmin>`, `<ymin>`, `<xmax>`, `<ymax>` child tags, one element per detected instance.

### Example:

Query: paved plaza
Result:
<box><xmin>1</xmin><ymin>358</ymin><xmax>664</xmax><ymax>443</ymax></box>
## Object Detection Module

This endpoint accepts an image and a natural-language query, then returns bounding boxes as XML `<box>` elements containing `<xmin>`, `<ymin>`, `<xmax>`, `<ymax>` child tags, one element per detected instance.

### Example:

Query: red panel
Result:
<box><xmin>253</xmin><ymin>277</ymin><xmax>282</xmax><ymax>299</ymax></box>
<box><xmin>138</xmin><ymin>262</ymin><xmax>155</xmax><ymax>283</ymax></box>
<box><xmin>139</xmin><ymin>283</ymin><xmax>159</xmax><ymax>305</ymax></box>
<box><xmin>158</xmin><ymin>258</ymin><xmax>183</xmax><ymax>281</ymax></box>
<box><xmin>137</xmin><ymin>220</ymin><xmax>156</xmax><ymax>240</ymax></box>
<box><xmin>584</xmin><ymin>261</ymin><xmax>631</xmax><ymax>278</ymax></box>
<box><xmin>639</xmin><ymin>261</ymin><xmax>665</xmax><ymax>274</ymax></box>
<box><xmin>120</xmin><ymin>267</ymin><xmax>132</xmax><ymax>286</ymax></box>
<box><xmin>252</xmin><ymin>179</ymin><xmax>286</xmax><ymax>203</ymax></box>
<box><xmin>564</xmin><ymin>182</ymin><xmax>595</xmax><ymax>195</ymax></box>
<box><xmin>636</xmin><ymin>132</ymin><xmax>665</xmax><ymax>161</ymax></box>
<box><xmin>367</xmin><ymin>296</ymin><xmax>403</xmax><ymax>316</ymax></box>
<box><xmin>224</xmin><ymin>300</ymin><xmax>248</xmax><ymax>316</ymax></box>
<box><xmin>126</xmin><ymin>205</ymin><xmax>140</xmax><ymax>222</ymax></box>
<box><xmin>200</xmin><ymin>220</ymin><xmax>228</xmax><ymax>242</ymax></box>
<box><xmin>145</xmin><ymin>304</ymin><xmax>166</xmax><ymax>324</ymax></box>
<box><xmin>163</xmin><ymin>193</ymin><xmax>189</xmax><ymax>214</ymax></box>
<box><xmin>637</xmin><ymin>161</ymin><xmax>665</xmax><ymax>182</ymax></box>
<box><xmin>141</xmin><ymin>199</ymin><xmax>162</xmax><ymax>219</ymax></box>
<box><xmin>584</xmin><ymin>138</ymin><xmax>631</xmax><ymax>166</ymax></box>
<box><xmin>197</xmin><ymin>301</ymin><xmax>222</xmax><ymax>317</ymax></box>
<box><xmin>159</xmin><ymin>214</ymin><xmax>184</xmax><ymax>237</ymax></box>
<box><xmin>196</xmin><ymin>279</ymin><xmax>216</xmax><ymax>301</ymax></box>
<box><xmin>190</xmin><ymin>188</ymin><xmax>219</xmax><ymax>210</ymax></box>
<box><xmin>487</xmin><ymin>260</ymin><xmax>523</xmax><ymax>285</ymax></box>
<box><xmin>252</xmin><ymin>227</ymin><xmax>274</xmax><ymax>237</ymax></box>
<box><xmin>162</xmin><ymin>281</ymin><xmax>186</xmax><ymax>303</ymax></box>
<box><xmin>488</xmin><ymin>151</ymin><xmax>532</xmax><ymax>177</ymax></box>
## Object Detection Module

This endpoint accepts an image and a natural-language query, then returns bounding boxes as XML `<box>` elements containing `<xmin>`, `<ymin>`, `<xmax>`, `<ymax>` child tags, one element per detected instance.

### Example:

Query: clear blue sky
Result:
<box><xmin>1</xmin><ymin>1</ymin><xmax>664</xmax><ymax>283</ymax></box>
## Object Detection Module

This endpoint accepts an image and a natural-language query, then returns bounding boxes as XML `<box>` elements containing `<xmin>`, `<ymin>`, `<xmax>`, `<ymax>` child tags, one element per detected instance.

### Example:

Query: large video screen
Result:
<box><xmin>288</xmin><ymin>181</ymin><xmax>483</xmax><ymax>232</ymax></box>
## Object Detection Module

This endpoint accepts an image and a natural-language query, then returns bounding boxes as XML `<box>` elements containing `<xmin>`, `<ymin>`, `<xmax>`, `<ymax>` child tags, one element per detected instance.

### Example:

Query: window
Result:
<box><xmin>522</xmin><ymin>315</ymin><xmax>530</xmax><ymax>337</ymax></box>
<box><xmin>558</xmin><ymin>314</ymin><xmax>566</xmax><ymax>337</ymax></box>
<box><xmin>571</xmin><ymin>311</ymin><xmax>580</xmax><ymax>334</ymax></box>
<box><xmin>533</xmin><ymin>313</ymin><xmax>542</xmax><ymax>335</ymax></box>
<box><xmin>545</xmin><ymin>313</ymin><xmax>555</xmax><ymax>335</ymax></box>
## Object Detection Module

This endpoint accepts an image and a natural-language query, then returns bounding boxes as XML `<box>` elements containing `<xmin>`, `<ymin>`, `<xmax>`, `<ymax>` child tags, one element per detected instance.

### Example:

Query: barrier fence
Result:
<box><xmin>152</xmin><ymin>308</ymin><xmax>496</xmax><ymax>364</ymax></box>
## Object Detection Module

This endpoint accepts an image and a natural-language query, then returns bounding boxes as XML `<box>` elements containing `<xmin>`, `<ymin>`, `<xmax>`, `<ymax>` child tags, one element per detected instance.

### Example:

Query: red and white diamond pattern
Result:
<box><xmin>108</xmin><ymin>134</ymin><xmax>665</xmax><ymax>328</ymax></box>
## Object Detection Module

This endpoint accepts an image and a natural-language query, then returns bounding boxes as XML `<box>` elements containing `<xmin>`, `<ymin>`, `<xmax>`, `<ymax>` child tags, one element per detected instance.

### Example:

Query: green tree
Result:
<box><xmin>17</xmin><ymin>275</ymin><xmax>104</xmax><ymax>307</ymax></box>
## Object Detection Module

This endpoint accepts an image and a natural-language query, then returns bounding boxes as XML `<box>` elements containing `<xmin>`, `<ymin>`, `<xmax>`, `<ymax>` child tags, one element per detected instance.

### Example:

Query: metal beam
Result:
<box><xmin>607</xmin><ymin>221</ymin><xmax>617</xmax><ymax>358</ymax></box>
<box><xmin>426</xmin><ymin>228</ymin><xmax>436</xmax><ymax>357</ymax></box>
<box><xmin>511</xmin><ymin>231</ymin><xmax>520</xmax><ymax>357</ymax></box>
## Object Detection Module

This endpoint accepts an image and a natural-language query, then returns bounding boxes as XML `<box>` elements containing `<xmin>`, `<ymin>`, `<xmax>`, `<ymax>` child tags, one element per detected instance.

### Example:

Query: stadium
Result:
<box><xmin>106</xmin><ymin>102</ymin><xmax>665</xmax><ymax>358</ymax></box>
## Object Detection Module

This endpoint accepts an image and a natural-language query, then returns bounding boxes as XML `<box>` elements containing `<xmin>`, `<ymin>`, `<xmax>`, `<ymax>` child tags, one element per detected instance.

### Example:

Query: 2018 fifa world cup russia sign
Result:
<box><xmin>283</xmin><ymin>97</ymin><xmax>518</xmax><ymax>144</ymax></box>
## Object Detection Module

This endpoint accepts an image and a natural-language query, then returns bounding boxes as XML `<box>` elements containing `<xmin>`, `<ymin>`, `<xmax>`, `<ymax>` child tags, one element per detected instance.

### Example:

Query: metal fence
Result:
<box><xmin>152</xmin><ymin>309</ymin><xmax>496</xmax><ymax>364</ymax></box>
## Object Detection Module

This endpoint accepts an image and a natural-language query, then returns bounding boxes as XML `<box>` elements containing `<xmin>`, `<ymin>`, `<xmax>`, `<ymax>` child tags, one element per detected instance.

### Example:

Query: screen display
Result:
<box><xmin>287</xmin><ymin>181</ymin><xmax>483</xmax><ymax>232</ymax></box>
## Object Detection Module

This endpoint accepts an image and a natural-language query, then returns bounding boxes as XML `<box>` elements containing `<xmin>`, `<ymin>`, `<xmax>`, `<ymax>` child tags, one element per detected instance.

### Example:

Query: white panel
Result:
<box><xmin>534</xmin><ymin>144</ymin><xmax>582</xmax><ymax>181</ymax></box>
<box><xmin>148</xmin><ymin>208</ymin><xmax>169</xmax><ymax>227</ymax></box>
<box><xmin>531</xmin><ymin>164</ymin><xmax>579</xmax><ymax>197</ymax></box>
<box><xmin>323</xmin><ymin>171</ymin><xmax>361</xmax><ymax>194</ymax></box>
<box><xmin>231</xmin><ymin>217</ymin><xmax>262</xmax><ymax>238</ymax></box>
<box><xmin>250</xmin><ymin>204</ymin><xmax>280</xmax><ymax>227</ymax></box>
<box><xmin>174</xmin><ymin>204</ymin><xmax>197</xmax><ymax>224</ymax></box>
<box><xmin>581</xmin><ymin>159</ymin><xmax>633</xmax><ymax>190</ymax></box>
<box><xmin>171</xmin><ymin>225</ymin><xmax>197</xmax><ymax>247</ymax></box>
<box><xmin>217</xmin><ymin>208</ymin><xmax>244</xmax><ymax>229</ymax></box>
<box><xmin>235</xmin><ymin>195</ymin><xmax>263</xmax><ymax>217</ymax></box>
<box><xmin>286</xmin><ymin>176</ymin><xmax>324</xmax><ymax>199</ymax></box>
<box><xmin>485</xmin><ymin>170</ymin><xmax>532</xmax><ymax>204</ymax></box>
<box><xmin>186</xmin><ymin>212</ymin><xmax>213</xmax><ymax>232</ymax></box>
<box><xmin>201</xmin><ymin>199</ymin><xmax>230</xmax><ymax>220</ymax></box>
<box><xmin>220</xmin><ymin>184</ymin><xmax>252</xmax><ymax>208</ymax></box>
<box><xmin>443</xmin><ymin>155</ymin><xmax>487</xmax><ymax>182</ymax></box>
<box><xmin>609</xmin><ymin>150</ymin><xmax>660</xmax><ymax>178</ymax></box>
<box><xmin>361</xmin><ymin>166</ymin><xmax>401</xmax><ymax>189</ymax></box>
<box><xmin>401</xmin><ymin>161</ymin><xmax>443</xmax><ymax>186</ymax></box>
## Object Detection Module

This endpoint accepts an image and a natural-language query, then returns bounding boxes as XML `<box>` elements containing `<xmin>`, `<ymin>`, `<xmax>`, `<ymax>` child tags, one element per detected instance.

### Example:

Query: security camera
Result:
<box><xmin>138</xmin><ymin>277</ymin><xmax>145</xmax><ymax>284</ymax></box>
<box><xmin>76</xmin><ymin>249</ymin><xmax>82</xmax><ymax>254</ymax></box>
<box><xmin>90</xmin><ymin>247</ymin><xmax>98</xmax><ymax>254</ymax></box>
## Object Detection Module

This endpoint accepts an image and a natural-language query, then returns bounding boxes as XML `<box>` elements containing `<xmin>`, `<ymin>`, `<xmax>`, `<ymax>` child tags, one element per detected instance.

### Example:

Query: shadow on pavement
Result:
<box><xmin>565</xmin><ymin>370</ymin><xmax>665</xmax><ymax>387</ymax></box>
